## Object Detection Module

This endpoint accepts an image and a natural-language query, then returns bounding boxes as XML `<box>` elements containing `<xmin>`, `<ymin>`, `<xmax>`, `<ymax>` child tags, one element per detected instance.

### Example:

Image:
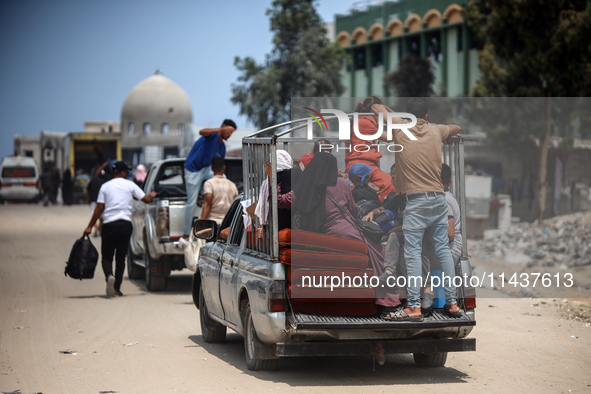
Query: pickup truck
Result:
<box><xmin>191</xmin><ymin>125</ymin><xmax>476</xmax><ymax>371</ymax></box>
<box><xmin>128</xmin><ymin>158</ymin><xmax>189</xmax><ymax>290</ymax></box>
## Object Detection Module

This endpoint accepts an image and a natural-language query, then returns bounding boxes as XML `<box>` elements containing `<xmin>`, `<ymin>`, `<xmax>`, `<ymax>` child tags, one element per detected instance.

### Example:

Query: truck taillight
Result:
<box><xmin>1</xmin><ymin>182</ymin><xmax>11</xmax><ymax>187</ymax></box>
<box><xmin>156</xmin><ymin>205</ymin><xmax>170</xmax><ymax>237</ymax></box>
<box><xmin>464</xmin><ymin>296</ymin><xmax>476</xmax><ymax>310</ymax></box>
<box><xmin>268</xmin><ymin>281</ymin><xmax>286</xmax><ymax>312</ymax></box>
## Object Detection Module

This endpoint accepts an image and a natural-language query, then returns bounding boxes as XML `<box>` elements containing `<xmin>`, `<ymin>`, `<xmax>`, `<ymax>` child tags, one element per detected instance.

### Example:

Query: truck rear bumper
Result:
<box><xmin>275</xmin><ymin>337</ymin><xmax>475</xmax><ymax>358</ymax></box>
<box><xmin>154</xmin><ymin>239</ymin><xmax>185</xmax><ymax>256</ymax></box>
<box><xmin>282</xmin><ymin>310</ymin><xmax>475</xmax><ymax>342</ymax></box>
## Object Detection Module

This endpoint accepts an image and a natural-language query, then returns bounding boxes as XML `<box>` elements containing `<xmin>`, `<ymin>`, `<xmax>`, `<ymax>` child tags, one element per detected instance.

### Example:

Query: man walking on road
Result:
<box><xmin>182</xmin><ymin>119</ymin><xmax>236</xmax><ymax>238</ymax></box>
<box><xmin>83</xmin><ymin>161</ymin><xmax>156</xmax><ymax>297</ymax></box>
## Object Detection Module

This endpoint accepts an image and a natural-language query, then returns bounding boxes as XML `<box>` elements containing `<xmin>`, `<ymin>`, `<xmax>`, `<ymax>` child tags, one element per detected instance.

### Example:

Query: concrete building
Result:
<box><xmin>13</xmin><ymin>135</ymin><xmax>41</xmax><ymax>165</ymax></box>
<box><xmin>84</xmin><ymin>121</ymin><xmax>120</xmax><ymax>133</ymax></box>
<box><xmin>334</xmin><ymin>0</ymin><xmax>479</xmax><ymax>97</ymax></box>
<box><xmin>120</xmin><ymin>70</ymin><xmax>193</xmax><ymax>166</ymax></box>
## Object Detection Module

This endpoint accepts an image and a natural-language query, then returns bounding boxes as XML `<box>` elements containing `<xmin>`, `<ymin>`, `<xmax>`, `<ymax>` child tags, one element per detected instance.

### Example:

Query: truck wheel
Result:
<box><xmin>199</xmin><ymin>287</ymin><xmax>226</xmax><ymax>343</ymax></box>
<box><xmin>192</xmin><ymin>272</ymin><xmax>201</xmax><ymax>309</ymax></box>
<box><xmin>144</xmin><ymin>239</ymin><xmax>167</xmax><ymax>291</ymax></box>
<box><xmin>413</xmin><ymin>352</ymin><xmax>448</xmax><ymax>367</ymax></box>
<box><xmin>126</xmin><ymin>245</ymin><xmax>144</xmax><ymax>280</ymax></box>
<box><xmin>242</xmin><ymin>302</ymin><xmax>278</xmax><ymax>371</ymax></box>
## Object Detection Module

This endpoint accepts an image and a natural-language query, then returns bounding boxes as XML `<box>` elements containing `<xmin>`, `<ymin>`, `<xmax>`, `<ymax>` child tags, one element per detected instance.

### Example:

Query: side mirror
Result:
<box><xmin>193</xmin><ymin>219</ymin><xmax>218</xmax><ymax>242</ymax></box>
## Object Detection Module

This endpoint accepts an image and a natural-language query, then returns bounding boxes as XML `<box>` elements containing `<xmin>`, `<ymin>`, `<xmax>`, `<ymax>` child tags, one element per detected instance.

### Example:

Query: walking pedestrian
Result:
<box><xmin>83</xmin><ymin>161</ymin><xmax>157</xmax><ymax>297</ymax></box>
<box><xmin>62</xmin><ymin>168</ymin><xmax>74</xmax><ymax>206</ymax></box>
<box><xmin>133</xmin><ymin>164</ymin><xmax>147</xmax><ymax>187</ymax></box>
<box><xmin>87</xmin><ymin>166</ymin><xmax>108</xmax><ymax>237</ymax></box>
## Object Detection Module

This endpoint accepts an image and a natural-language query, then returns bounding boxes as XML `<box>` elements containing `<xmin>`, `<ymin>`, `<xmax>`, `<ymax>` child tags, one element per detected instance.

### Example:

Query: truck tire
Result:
<box><xmin>242</xmin><ymin>302</ymin><xmax>278</xmax><ymax>371</ymax></box>
<box><xmin>192</xmin><ymin>272</ymin><xmax>201</xmax><ymax>309</ymax></box>
<box><xmin>413</xmin><ymin>352</ymin><xmax>448</xmax><ymax>367</ymax></box>
<box><xmin>144</xmin><ymin>238</ymin><xmax>167</xmax><ymax>291</ymax></box>
<box><xmin>126</xmin><ymin>245</ymin><xmax>144</xmax><ymax>280</ymax></box>
<box><xmin>199</xmin><ymin>287</ymin><xmax>226</xmax><ymax>343</ymax></box>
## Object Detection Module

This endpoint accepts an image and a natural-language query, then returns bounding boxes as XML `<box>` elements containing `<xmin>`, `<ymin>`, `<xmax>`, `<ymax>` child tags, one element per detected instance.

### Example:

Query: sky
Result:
<box><xmin>0</xmin><ymin>0</ymin><xmax>357</xmax><ymax>160</ymax></box>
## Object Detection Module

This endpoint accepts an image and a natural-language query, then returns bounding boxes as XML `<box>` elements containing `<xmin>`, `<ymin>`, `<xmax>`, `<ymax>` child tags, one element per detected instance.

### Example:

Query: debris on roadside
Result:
<box><xmin>471</xmin><ymin>212</ymin><xmax>591</xmax><ymax>268</ymax></box>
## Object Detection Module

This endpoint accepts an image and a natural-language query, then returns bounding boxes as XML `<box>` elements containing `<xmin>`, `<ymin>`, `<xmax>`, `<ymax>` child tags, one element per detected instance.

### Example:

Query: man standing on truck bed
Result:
<box><xmin>83</xmin><ymin>161</ymin><xmax>157</xmax><ymax>297</ymax></box>
<box><xmin>182</xmin><ymin>119</ymin><xmax>236</xmax><ymax>239</ymax></box>
<box><xmin>200</xmin><ymin>157</ymin><xmax>238</xmax><ymax>224</ymax></box>
<box><xmin>385</xmin><ymin>98</ymin><xmax>462</xmax><ymax>321</ymax></box>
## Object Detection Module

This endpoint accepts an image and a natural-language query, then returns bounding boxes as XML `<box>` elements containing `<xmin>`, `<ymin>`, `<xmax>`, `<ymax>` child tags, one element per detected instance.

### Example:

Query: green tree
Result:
<box><xmin>383</xmin><ymin>54</ymin><xmax>435</xmax><ymax>97</ymax></box>
<box><xmin>464</xmin><ymin>0</ymin><xmax>591</xmax><ymax>221</ymax></box>
<box><xmin>231</xmin><ymin>0</ymin><xmax>347</xmax><ymax>130</ymax></box>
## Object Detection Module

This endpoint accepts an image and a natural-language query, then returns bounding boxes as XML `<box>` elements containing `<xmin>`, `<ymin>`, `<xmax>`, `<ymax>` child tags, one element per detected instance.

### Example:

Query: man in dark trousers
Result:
<box><xmin>83</xmin><ymin>161</ymin><xmax>156</xmax><ymax>297</ymax></box>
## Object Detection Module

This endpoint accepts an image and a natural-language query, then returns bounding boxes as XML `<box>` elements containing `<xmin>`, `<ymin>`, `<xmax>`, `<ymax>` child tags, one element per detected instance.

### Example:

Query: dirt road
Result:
<box><xmin>0</xmin><ymin>204</ymin><xmax>589</xmax><ymax>393</ymax></box>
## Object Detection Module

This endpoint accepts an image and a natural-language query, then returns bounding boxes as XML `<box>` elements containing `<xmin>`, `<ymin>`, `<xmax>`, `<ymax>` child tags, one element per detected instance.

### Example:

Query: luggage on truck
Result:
<box><xmin>65</xmin><ymin>235</ymin><xmax>99</xmax><ymax>279</ymax></box>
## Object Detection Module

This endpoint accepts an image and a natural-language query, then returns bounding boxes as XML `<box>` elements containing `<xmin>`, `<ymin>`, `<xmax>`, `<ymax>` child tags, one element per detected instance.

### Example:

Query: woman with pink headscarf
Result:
<box><xmin>133</xmin><ymin>164</ymin><xmax>147</xmax><ymax>187</ymax></box>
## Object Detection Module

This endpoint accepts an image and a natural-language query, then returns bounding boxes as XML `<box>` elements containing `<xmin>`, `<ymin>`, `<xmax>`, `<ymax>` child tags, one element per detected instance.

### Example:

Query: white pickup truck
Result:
<box><xmin>128</xmin><ymin>159</ymin><xmax>189</xmax><ymax>291</ymax></box>
<box><xmin>191</xmin><ymin>126</ymin><xmax>476</xmax><ymax>371</ymax></box>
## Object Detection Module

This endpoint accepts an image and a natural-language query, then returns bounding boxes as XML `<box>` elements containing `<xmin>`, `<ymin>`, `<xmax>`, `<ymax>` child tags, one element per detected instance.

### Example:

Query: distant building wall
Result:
<box><xmin>84</xmin><ymin>121</ymin><xmax>120</xmax><ymax>133</ymax></box>
<box><xmin>463</xmin><ymin>136</ymin><xmax>591</xmax><ymax>224</ymax></box>
<box><xmin>13</xmin><ymin>135</ymin><xmax>42</xmax><ymax>171</ymax></box>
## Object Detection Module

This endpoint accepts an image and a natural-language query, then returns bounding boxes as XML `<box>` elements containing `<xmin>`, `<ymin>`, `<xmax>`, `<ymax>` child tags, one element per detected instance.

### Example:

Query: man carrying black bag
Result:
<box><xmin>83</xmin><ymin>161</ymin><xmax>156</xmax><ymax>297</ymax></box>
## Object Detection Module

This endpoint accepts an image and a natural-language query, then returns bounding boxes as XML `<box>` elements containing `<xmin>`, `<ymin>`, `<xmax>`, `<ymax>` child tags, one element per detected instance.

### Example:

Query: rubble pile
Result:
<box><xmin>472</xmin><ymin>212</ymin><xmax>591</xmax><ymax>268</ymax></box>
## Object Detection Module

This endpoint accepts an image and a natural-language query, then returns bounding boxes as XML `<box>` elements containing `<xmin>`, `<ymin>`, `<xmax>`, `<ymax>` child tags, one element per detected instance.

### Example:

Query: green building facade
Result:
<box><xmin>335</xmin><ymin>0</ymin><xmax>479</xmax><ymax>97</ymax></box>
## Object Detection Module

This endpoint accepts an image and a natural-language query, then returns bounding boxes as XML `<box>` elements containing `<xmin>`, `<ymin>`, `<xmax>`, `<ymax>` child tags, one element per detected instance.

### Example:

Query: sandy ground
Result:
<box><xmin>0</xmin><ymin>204</ymin><xmax>590</xmax><ymax>394</ymax></box>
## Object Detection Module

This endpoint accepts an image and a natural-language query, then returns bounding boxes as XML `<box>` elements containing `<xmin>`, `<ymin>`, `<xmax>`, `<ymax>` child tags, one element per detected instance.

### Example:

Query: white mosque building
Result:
<box><xmin>120</xmin><ymin>70</ymin><xmax>193</xmax><ymax>166</ymax></box>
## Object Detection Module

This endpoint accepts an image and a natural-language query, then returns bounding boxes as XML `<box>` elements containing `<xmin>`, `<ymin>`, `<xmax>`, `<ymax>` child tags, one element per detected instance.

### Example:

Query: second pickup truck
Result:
<box><xmin>128</xmin><ymin>158</ymin><xmax>189</xmax><ymax>290</ymax></box>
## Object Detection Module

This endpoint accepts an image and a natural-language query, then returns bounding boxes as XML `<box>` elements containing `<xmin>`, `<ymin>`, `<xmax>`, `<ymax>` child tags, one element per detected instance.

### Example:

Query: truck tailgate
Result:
<box><xmin>290</xmin><ymin>310</ymin><xmax>475</xmax><ymax>330</ymax></box>
<box><xmin>166</xmin><ymin>199</ymin><xmax>187</xmax><ymax>237</ymax></box>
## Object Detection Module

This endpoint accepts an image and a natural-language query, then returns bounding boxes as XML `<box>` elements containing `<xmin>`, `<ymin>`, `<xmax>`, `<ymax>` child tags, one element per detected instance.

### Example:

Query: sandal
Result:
<box><xmin>383</xmin><ymin>307</ymin><xmax>423</xmax><ymax>322</ymax></box>
<box><xmin>379</xmin><ymin>305</ymin><xmax>403</xmax><ymax>319</ymax></box>
<box><xmin>444</xmin><ymin>304</ymin><xmax>464</xmax><ymax>318</ymax></box>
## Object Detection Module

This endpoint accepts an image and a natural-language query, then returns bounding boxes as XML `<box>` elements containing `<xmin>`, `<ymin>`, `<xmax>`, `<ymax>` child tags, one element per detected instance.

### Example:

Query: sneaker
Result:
<box><xmin>114</xmin><ymin>289</ymin><xmax>123</xmax><ymax>297</ymax></box>
<box><xmin>106</xmin><ymin>275</ymin><xmax>116</xmax><ymax>297</ymax></box>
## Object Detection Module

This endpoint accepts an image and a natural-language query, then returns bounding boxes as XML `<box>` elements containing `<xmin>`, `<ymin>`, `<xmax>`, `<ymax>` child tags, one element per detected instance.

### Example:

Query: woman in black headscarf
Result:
<box><xmin>292</xmin><ymin>152</ymin><xmax>337</xmax><ymax>233</ymax></box>
<box><xmin>62</xmin><ymin>168</ymin><xmax>74</xmax><ymax>206</ymax></box>
<box><xmin>293</xmin><ymin>152</ymin><xmax>375</xmax><ymax>241</ymax></box>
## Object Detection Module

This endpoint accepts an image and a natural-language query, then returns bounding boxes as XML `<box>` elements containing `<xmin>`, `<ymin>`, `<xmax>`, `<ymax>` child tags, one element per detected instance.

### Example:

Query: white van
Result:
<box><xmin>0</xmin><ymin>156</ymin><xmax>41</xmax><ymax>204</ymax></box>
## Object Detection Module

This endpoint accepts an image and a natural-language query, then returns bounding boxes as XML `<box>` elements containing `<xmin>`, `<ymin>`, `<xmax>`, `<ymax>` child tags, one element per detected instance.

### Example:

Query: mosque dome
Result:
<box><xmin>121</xmin><ymin>70</ymin><xmax>193</xmax><ymax>135</ymax></box>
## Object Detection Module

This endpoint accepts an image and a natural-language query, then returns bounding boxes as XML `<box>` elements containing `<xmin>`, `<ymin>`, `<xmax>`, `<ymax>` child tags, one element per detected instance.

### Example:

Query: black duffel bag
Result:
<box><xmin>65</xmin><ymin>235</ymin><xmax>99</xmax><ymax>280</ymax></box>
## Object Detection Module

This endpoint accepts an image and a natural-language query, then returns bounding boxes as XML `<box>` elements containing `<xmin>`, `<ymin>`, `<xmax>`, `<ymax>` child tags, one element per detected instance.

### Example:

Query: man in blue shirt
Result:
<box><xmin>183</xmin><ymin>119</ymin><xmax>236</xmax><ymax>238</ymax></box>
